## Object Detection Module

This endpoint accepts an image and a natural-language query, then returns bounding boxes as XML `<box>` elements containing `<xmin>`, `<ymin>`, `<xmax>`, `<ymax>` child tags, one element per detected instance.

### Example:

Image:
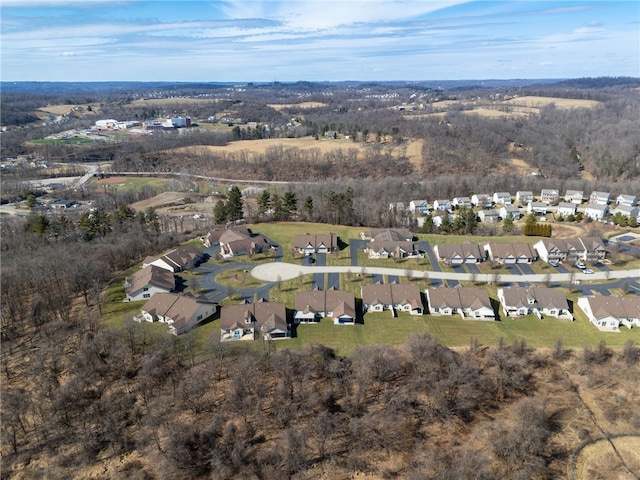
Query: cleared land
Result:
<box><xmin>267</xmin><ymin>102</ymin><xmax>327</xmax><ymax>110</ymax></box>
<box><xmin>171</xmin><ymin>136</ymin><xmax>423</xmax><ymax>165</ymax></box>
<box><xmin>575</xmin><ymin>436</ymin><xmax>640</xmax><ymax>480</ymax></box>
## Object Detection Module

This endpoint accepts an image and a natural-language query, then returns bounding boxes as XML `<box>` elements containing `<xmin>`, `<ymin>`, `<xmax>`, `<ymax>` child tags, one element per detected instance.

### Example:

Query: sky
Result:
<box><xmin>1</xmin><ymin>0</ymin><xmax>638</xmax><ymax>82</ymax></box>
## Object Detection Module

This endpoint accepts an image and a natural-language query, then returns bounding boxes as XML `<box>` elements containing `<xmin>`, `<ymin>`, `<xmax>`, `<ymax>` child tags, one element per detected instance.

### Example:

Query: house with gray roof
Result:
<box><xmin>498</xmin><ymin>286</ymin><xmax>572</xmax><ymax>320</ymax></box>
<box><xmin>426</xmin><ymin>286</ymin><xmax>495</xmax><ymax>320</ymax></box>
<box><xmin>294</xmin><ymin>288</ymin><xmax>356</xmax><ymax>325</ymax></box>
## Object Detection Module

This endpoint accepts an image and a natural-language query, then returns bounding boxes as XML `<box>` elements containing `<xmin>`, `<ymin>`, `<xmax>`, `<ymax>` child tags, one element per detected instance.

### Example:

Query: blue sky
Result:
<box><xmin>1</xmin><ymin>0</ymin><xmax>638</xmax><ymax>82</ymax></box>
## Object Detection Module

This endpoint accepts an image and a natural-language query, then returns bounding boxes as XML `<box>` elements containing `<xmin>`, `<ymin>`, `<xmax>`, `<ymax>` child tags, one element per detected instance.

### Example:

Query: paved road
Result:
<box><xmin>349</xmin><ymin>239</ymin><xmax>367</xmax><ymax>266</ymax></box>
<box><xmin>252</xmin><ymin>261</ymin><xmax>640</xmax><ymax>285</ymax></box>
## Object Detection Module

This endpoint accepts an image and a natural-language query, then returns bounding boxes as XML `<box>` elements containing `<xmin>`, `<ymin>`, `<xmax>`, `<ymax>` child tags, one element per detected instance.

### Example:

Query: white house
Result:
<box><xmin>564</xmin><ymin>190</ymin><xmax>584</xmax><ymax>204</ymax></box>
<box><xmin>409</xmin><ymin>199</ymin><xmax>430</xmax><ymax>215</ymax></box>
<box><xmin>452</xmin><ymin>197</ymin><xmax>472</xmax><ymax>208</ymax></box>
<box><xmin>589</xmin><ymin>191</ymin><xmax>611</xmax><ymax>205</ymax></box>
<box><xmin>616</xmin><ymin>194</ymin><xmax>638</xmax><ymax>207</ymax></box>
<box><xmin>433</xmin><ymin>199</ymin><xmax>452</xmax><ymax>212</ymax></box>
<box><xmin>361</xmin><ymin>283</ymin><xmax>424</xmax><ymax>316</ymax></box>
<box><xmin>471</xmin><ymin>194</ymin><xmax>492</xmax><ymax>208</ymax></box>
<box><xmin>540</xmin><ymin>189</ymin><xmax>559</xmax><ymax>205</ymax></box>
<box><xmin>577</xmin><ymin>295</ymin><xmax>640</xmax><ymax>332</ymax></box>
<box><xmin>499</xmin><ymin>205</ymin><xmax>521</xmax><ymax>220</ymax></box>
<box><xmin>556</xmin><ymin>202</ymin><xmax>578</xmax><ymax>217</ymax></box>
<box><xmin>584</xmin><ymin>203</ymin><xmax>609</xmax><ymax>221</ymax></box>
<box><xmin>478</xmin><ymin>209</ymin><xmax>500</xmax><ymax>223</ymax></box>
<box><xmin>516</xmin><ymin>191</ymin><xmax>534</xmax><ymax>204</ymax></box>
<box><xmin>527</xmin><ymin>201</ymin><xmax>548</xmax><ymax>215</ymax></box>
<box><xmin>493</xmin><ymin>192</ymin><xmax>512</xmax><ymax>205</ymax></box>
<box><xmin>613</xmin><ymin>205</ymin><xmax>640</xmax><ymax>221</ymax></box>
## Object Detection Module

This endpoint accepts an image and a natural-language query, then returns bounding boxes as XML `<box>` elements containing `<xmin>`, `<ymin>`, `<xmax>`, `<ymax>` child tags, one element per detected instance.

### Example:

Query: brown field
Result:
<box><xmin>575</xmin><ymin>436</ymin><xmax>640</xmax><ymax>480</ymax></box>
<box><xmin>504</xmin><ymin>95</ymin><xmax>601</xmax><ymax>109</ymax></box>
<box><xmin>171</xmin><ymin>136</ymin><xmax>423</xmax><ymax>165</ymax></box>
<box><xmin>130</xmin><ymin>191</ymin><xmax>190</xmax><ymax>211</ymax></box>
<box><xmin>37</xmin><ymin>104</ymin><xmax>100</xmax><ymax>116</ymax></box>
<box><xmin>95</xmin><ymin>176</ymin><xmax>129</xmax><ymax>185</ymax></box>
<box><xmin>267</xmin><ymin>102</ymin><xmax>327</xmax><ymax>110</ymax></box>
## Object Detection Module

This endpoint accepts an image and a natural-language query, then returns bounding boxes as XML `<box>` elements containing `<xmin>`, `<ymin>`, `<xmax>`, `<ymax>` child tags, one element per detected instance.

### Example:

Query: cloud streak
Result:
<box><xmin>1</xmin><ymin>0</ymin><xmax>638</xmax><ymax>81</ymax></box>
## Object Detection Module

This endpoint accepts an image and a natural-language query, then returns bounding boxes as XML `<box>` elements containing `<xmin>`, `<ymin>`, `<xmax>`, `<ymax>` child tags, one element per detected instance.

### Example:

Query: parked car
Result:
<box><xmin>549</xmin><ymin>260</ymin><xmax>559</xmax><ymax>267</ymax></box>
<box><xmin>583</xmin><ymin>269</ymin><xmax>594</xmax><ymax>274</ymax></box>
<box><xmin>575</xmin><ymin>262</ymin><xmax>586</xmax><ymax>269</ymax></box>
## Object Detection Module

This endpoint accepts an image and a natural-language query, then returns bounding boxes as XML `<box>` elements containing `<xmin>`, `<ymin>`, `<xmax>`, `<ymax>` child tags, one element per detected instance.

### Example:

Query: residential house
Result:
<box><xmin>527</xmin><ymin>202</ymin><xmax>548</xmax><ymax>216</ymax></box>
<box><xmin>577</xmin><ymin>295</ymin><xmax>640</xmax><ymax>331</ymax></box>
<box><xmin>426</xmin><ymin>286</ymin><xmax>495</xmax><ymax>320</ymax></box>
<box><xmin>613</xmin><ymin>204</ymin><xmax>640</xmax><ymax>221</ymax></box>
<box><xmin>451</xmin><ymin>197</ymin><xmax>471</xmax><ymax>209</ymax></box>
<box><xmin>584</xmin><ymin>203</ymin><xmax>609</xmax><ymax>221</ymax></box>
<box><xmin>433</xmin><ymin>199</ymin><xmax>452</xmax><ymax>212</ymax></box>
<box><xmin>203</xmin><ymin>226</ymin><xmax>252</xmax><ymax>248</ymax></box>
<box><xmin>143</xmin><ymin>244</ymin><xmax>204</xmax><ymax>272</ymax></box>
<box><xmin>471</xmin><ymin>194</ymin><xmax>492</xmax><ymax>208</ymax></box>
<box><xmin>499</xmin><ymin>205</ymin><xmax>521</xmax><ymax>220</ymax></box>
<box><xmin>540</xmin><ymin>189</ymin><xmax>559</xmax><ymax>205</ymax></box>
<box><xmin>564</xmin><ymin>190</ymin><xmax>584</xmax><ymax>204</ymax></box>
<box><xmin>589</xmin><ymin>191</ymin><xmax>611</xmax><ymax>205</ymax></box>
<box><xmin>124</xmin><ymin>265</ymin><xmax>175</xmax><ymax>302</ymax></box>
<box><xmin>484</xmin><ymin>242</ymin><xmax>537</xmax><ymax>264</ymax></box>
<box><xmin>432</xmin><ymin>211</ymin><xmax>455</xmax><ymax>229</ymax></box>
<box><xmin>361</xmin><ymin>228</ymin><xmax>413</xmax><ymax>241</ymax></box>
<box><xmin>294</xmin><ymin>288</ymin><xmax>357</xmax><ymax>325</ymax></box>
<box><xmin>498</xmin><ymin>286</ymin><xmax>573</xmax><ymax>320</ymax></box>
<box><xmin>292</xmin><ymin>233</ymin><xmax>338</xmax><ymax>255</ymax></box>
<box><xmin>220</xmin><ymin>298</ymin><xmax>289</xmax><ymax>341</ymax></box>
<box><xmin>219</xmin><ymin>228</ymin><xmax>271</xmax><ymax>258</ymax></box>
<box><xmin>556</xmin><ymin>202</ymin><xmax>578</xmax><ymax>217</ymax></box>
<box><xmin>534</xmin><ymin>237</ymin><xmax>606</xmax><ymax>264</ymax></box>
<box><xmin>409</xmin><ymin>200</ymin><xmax>430</xmax><ymax>215</ymax></box>
<box><xmin>364</xmin><ymin>229</ymin><xmax>417</xmax><ymax>259</ymax></box>
<box><xmin>433</xmin><ymin>242</ymin><xmax>485</xmax><ymax>265</ymax></box>
<box><xmin>493</xmin><ymin>192</ymin><xmax>512</xmax><ymax>205</ymax></box>
<box><xmin>516</xmin><ymin>191</ymin><xmax>534</xmax><ymax>204</ymax></box>
<box><xmin>139</xmin><ymin>293</ymin><xmax>217</xmax><ymax>335</ymax></box>
<box><xmin>361</xmin><ymin>282</ymin><xmax>424</xmax><ymax>316</ymax></box>
<box><xmin>477</xmin><ymin>209</ymin><xmax>499</xmax><ymax>223</ymax></box>
<box><xmin>616</xmin><ymin>194</ymin><xmax>638</xmax><ymax>207</ymax></box>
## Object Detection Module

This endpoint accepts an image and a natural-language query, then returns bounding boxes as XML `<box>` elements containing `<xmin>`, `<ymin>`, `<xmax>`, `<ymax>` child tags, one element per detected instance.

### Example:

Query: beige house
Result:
<box><xmin>291</xmin><ymin>233</ymin><xmax>338</xmax><ymax>255</ymax></box>
<box><xmin>124</xmin><ymin>265</ymin><xmax>175</xmax><ymax>302</ymax></box>
<box><xmin>139</xmin><ymin>293</ymin><xmax>217</xmax><ymax>335</ymax></box>
<box><xmin>220</xmin><ymin>299</ymin><xmax>289</xmax><ymax>341</ymax></box>
<box><xmin>143</xmin><ymin>244</ymin><xmax>204</xmax><ymax>272</ymax></box>
<box><xmin>483</xmin><ymin>242</ymin><xmax>537</xmax><ymax>264</ymax></box>
<box><xmin>426</xmin><ymin>286</ymin><xmax>495</xmax><ymax>320</ymax></box>
<box><xmin>361</xmin><ymin>283</ymin><xmax>424</xmax><ymax>316</ymax></box>
<box><xmin>578</xmin><ymin>295</ymin><xmax>640</xmax><ymax>331</ymax></box>
<box><xmin>294</xmin><ymin>288</ymin><xmax>356</xmax><ymax>325</ymax></box>
<box><xmin>433</xmin><ymin>242</ymin><xmax>485</xmax><ymax>265</ymax></box>
<box><xmin>498</xmin><ymin>286</ymin><xmax>572</xmax><ymax>320</ymax></box>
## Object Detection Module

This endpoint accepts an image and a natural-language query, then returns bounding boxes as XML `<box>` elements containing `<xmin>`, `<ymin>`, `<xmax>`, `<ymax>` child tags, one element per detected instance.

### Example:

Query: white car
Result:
<box><xmin>575</xmin><ymin>262</ymin><xmax>586</xmax><ymax>269</ymax></box>
<box><xmin>583</xmin><ymin>269</ymin><xmax>594</xmax><ymax>274</ymax></box>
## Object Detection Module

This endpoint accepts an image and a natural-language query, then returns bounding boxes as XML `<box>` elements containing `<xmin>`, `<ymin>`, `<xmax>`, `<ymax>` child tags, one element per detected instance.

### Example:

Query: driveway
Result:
<box><xmin>387</xmin><ymin>275</ymin><xmax>399</xmax><ymax>283</ymax></box>
<box><xmin>350</xmin><ymin>239</ymin><xmax>367</xmax><ymax>266</ymax></box>
<box><xmin>417</xmin><ymin>241</ymin><xmax>441</xmax><ymax>272</ymax></box>
<box><xmin>327</xmin><ymin>272</ymin><xmax>340</xmax><ymax>290</ymax></box>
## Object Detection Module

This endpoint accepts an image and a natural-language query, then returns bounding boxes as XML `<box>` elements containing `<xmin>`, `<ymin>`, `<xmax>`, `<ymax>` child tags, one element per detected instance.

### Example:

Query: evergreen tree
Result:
<box><xmin>503</xmin><ymin>213</ymin><xmax>515</xmax><ymax>232</ymax></box>
<box><xmin>214</xmin><ymin>200</ymin><xmax>228</xmax><ymax>224</ymax></box>
<box><xmin>421</xmin><ymin>214</ymin><xmax>434</xmax><ymax>234</ymax></box>
<box><xmin>226</xmin><ymin>186</ymin><xmax>244</xmax><ymax>221</ymax></box>
<box><xmin>304</xmin><ymin>195</ymin><xmax>313</xmax><ymax>219</ymax></box>
<box><xmin>257</xmin><ymin>190</ymin><xmax>271</xmax><ymax>218</ymax></box>
<box><xmin>283</xmin><ymin>191</ymin><xmax>298</xmax><ymax>218</ymax></box>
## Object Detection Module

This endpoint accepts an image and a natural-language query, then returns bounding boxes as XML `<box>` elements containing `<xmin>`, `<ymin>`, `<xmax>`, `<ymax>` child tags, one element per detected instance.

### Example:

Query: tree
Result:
<box><xmin>304</xmin><ymin>195</ymin><xmax>313</xmax><ymax>219</ymax></box>
<box><xmin>503</xmin><ymin>213</ymin><xmax>515</xmax><ymax>232</ymax></box>
<box><xmin>226</xmin><ymin>186</ymin><xmax>244</xmax><ymax>221</ymax></box>
<box><xmin>257</xmin><ymin>190</ymin><xmax>271</xmax><ymax>218</ymax></box>
<box><xmin>24</xmin><ymin>212</ymin><xmax>50</xmax><ymax>236</ymax></box>
<box><xmin>26</xmin><ymin>193</ymin><xmax>37</xmax><ymax>209</ymax></box>
<box><xmin>421</xmin><ymin>214</ymin><xmax>434</xmax><ymax>234</ymax></box>
<box><xmin>283</xmin><ymin>191</ymin><xmax>298</xmax><ymax>218</ymax></box>
<box><xmin>214</xmin><ymin>200</ymin><xmax>228</xmax><ymax>224</ymax></box>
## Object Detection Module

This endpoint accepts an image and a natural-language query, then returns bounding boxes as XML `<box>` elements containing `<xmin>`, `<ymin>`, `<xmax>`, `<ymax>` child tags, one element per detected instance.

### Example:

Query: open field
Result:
<box><xmin>267</xmin><ymin>102</ymin><xmax>327</xmax><ymax>110</ymax></box>
<box><xmin>170</xmin><ymin>135</ymin><xmax>423</xmax><ymax>164</ymax></box>
<box><xmin>504</xmin><ymin>95</ymin><xmax>602</xmax><ymax>109</ymax></box>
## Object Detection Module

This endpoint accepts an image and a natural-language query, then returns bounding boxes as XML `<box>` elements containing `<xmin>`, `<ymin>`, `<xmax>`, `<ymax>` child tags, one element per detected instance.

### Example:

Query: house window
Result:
<box><xmin>143</xmin><ymin>287</ymin><xmax>149</xmax><ymax>291</ymax></box>
<box><xmin>197</xmin><ymin>315</ymin><xmax>202</xmax><ymax>321</ymax></box>
<box><xmin>143</xmin><ymin>294</ymin><xmax>150</xmax><ymax>298</ymax></box>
